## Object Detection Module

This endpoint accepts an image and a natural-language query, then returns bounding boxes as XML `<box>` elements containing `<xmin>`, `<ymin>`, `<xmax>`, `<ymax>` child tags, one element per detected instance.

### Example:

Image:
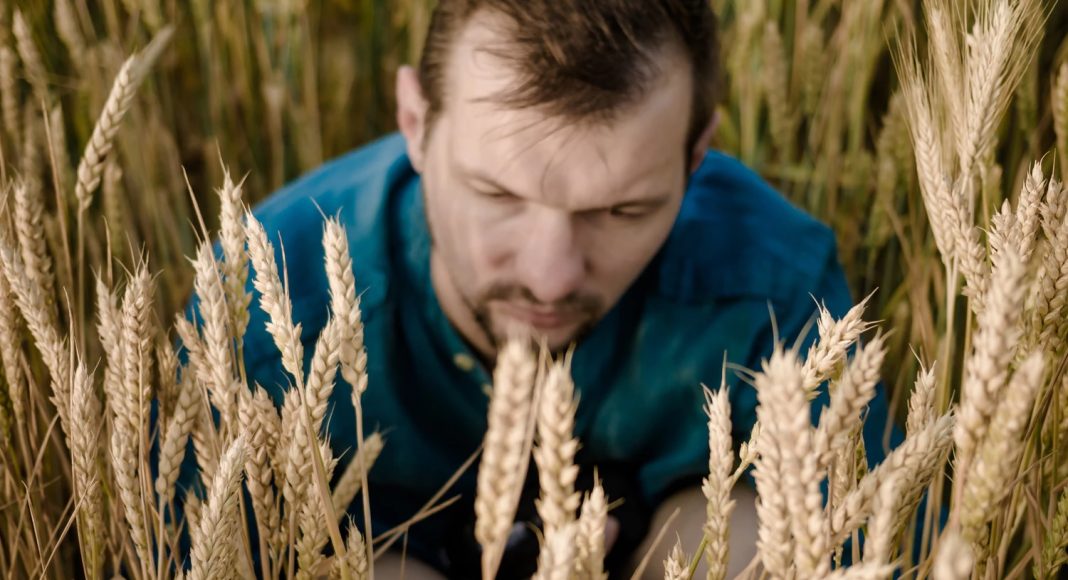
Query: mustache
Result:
<box><xmin>475</xmin><ymin>283</ymin><xmax>602</xmax><ymax>315</ymax></box>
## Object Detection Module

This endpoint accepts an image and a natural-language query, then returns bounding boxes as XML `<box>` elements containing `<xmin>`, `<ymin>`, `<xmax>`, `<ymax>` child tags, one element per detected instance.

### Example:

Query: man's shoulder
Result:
<box><xmin>253</xmin><ymin>132</ymin><xmax>409</xmax><ymax>231</ymax></box>
<box><xmin>653</xmin><ymin>150</ymin><xmax>840</xmax><ymax>306</ymax></box>
<box><xmin>249</xmin><ymin>133</ymin><xmax>412</xmax><ymax>307</ymax></box>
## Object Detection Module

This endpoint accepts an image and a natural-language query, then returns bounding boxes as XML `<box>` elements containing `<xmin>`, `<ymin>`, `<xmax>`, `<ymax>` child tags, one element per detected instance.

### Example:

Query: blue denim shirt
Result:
<box><xmin>189</xmin><ymin>132</ymin><xmax>898</xmax><ymax>569</ymax></box>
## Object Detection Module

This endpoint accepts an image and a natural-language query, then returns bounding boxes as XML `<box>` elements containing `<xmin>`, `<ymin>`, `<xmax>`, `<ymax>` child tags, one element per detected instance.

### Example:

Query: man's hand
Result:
<box><xmin>625</xmin><ymin>484</ymin><xmax>759</xmax><ymax>579</ymax></box>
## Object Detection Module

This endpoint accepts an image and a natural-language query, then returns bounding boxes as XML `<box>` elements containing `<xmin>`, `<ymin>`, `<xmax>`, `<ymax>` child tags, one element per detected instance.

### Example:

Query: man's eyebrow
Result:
<box><xmin>463</xmin><ymin>166</ymin><xmax>673</xmax><ymax>207</ymax></box>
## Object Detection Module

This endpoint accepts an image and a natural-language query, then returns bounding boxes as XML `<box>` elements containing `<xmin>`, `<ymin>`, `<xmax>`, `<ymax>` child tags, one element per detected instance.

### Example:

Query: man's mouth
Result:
<box><xmin>499</xmin><ymin>302</ymin><xmax>576</xmax><ymax>330</ymax></box>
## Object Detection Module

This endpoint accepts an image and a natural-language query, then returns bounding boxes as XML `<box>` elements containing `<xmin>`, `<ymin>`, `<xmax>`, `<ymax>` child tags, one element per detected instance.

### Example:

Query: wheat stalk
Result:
<box><xmin>0</xmin><ymin>45</ymin><xmax>18</xmax><ymax>147</ymax></box>
<box><xmin>332</xmin><ymin>431</ymin><xmax>384</xmax><ymax>516</ymax></box>
<box><xmin>702</xmin><ymin>382</ymin><xmax>734</xmax><ymax>580</ymax></box>
<box><xmin>755</xmin><ymin>346</ymin><xmax>828</xmax><ymax>576</ymax></box>
<box><xmin>907</xmin><ymin>360</ymin><xmax>937</xmax><ymax>435</ymax></box>
<box><xmin>240</xmin><ymin>385</ymin><xmax>284</xmax><ymax>574</ymax></box>
<box><xmin>960</xmin><ymin>351</ymin><xmax>1044</xmax><ymax>546</ymax></box>
<box><xmin>662</xmin><ymin>539</ymin><xmax>688</xmax><ymax>580</ymax></box>
<box><xmin>0</xmin><ymin>224</ymin><xmax>71</xmax><ymax>435</ymax></box>
<box><xmin>1054</xmin><ymin>61</ymin><xmax>1068</xmax><ymax>176</ymax></box>
<box><xmin>11</xmin><ymin>10</ymin><xmax>49</xmax><ymax>108</ymax></box>
<box><xmin>193</xmin><ymin>243</ymin><xmax>239</xmax><ymax>435</ymax></box>
<box><xmin>70</xmin><ymin>359</ymin><xmax>105</xmax><ymax>580</ymax></box>
<box><xmin>933</xmin><ymin>530</ymin><xmax>973</xmax><ymax>580</ymax></box>
<box><xmin>532</xmin><ymin>522</ymin><xmax>577</xmax><ymax>580</ymax></box>
<box><xmin>802</xmin><ymin>294</ymin><xmax>875</xmax><ymax>393</ymax></box>
<box><xmin>333</xmin><ymin>521</ymin><xmax>369</xmax><ymax>580</ymax></box>
<box><xmin>954</xmin><ymin>248</ymin><xmax>1027</xmax><ymax>473</ymax></box>
<box><xmin>534</xmin><ymin>361</ymin><xmax>581</xmax><ymax>538</ymax></box>
<box><xmin>189</xmin><ymin>435</ymin><xmax>248</xmax><ymax>580</ymax></box>
<box><xmin>475</xmin><ymin>337</ymin><xmax>537</xmax><ymax>579</ymax></box>
<box><xmin>217</xmin><ymin>170</ymin><xmax>251</xmax><ymax>346</ymax></box>
<box><xmin>245</xmin><ymin>212</ymin><xmax>305</xmax><ymax>384</ymax></box>
<box><xmin>0</xmin><ymin>250</ymin><xmax>25</xmax><ymax>430</ymax></box>
<box><xmin>574</xmin><ymin>477</ymin><xmax>607</xmax><ymax>580</ymax></box>
<box><xmin>831</xmin><ymin>414</ymin><xmax>954</xmax><ymax>546</ymax></box>
<box><xmin>74</xmin><ymin>55</ymin><xmax>140</xmax><ymax>211</ymax></box>
<box><xmin>816</xmin><ymin>333</ymin><xmax>887</xmax><ymax>469</ymax></box>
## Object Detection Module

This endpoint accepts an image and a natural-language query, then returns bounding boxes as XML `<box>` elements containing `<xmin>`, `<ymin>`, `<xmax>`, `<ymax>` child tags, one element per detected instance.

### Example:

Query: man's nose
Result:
<box><xmin>514</xmin><ymin>210</ymin><xmax>586</xmax><ymax>305</ymax></box>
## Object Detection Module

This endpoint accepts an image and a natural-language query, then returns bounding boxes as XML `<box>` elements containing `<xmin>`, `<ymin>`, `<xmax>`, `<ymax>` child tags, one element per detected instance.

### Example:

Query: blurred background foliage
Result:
<box><xmin>2</xmin><ymin>0</ymin><xmax>1068</xmax><ymax>419</ymax></box>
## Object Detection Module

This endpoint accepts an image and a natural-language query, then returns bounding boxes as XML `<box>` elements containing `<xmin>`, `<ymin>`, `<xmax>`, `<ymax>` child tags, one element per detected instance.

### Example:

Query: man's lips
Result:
<box><xmin>499</xmin><ymin>302</ymin><xmax>576</xmax><ymax>329</ymax></box>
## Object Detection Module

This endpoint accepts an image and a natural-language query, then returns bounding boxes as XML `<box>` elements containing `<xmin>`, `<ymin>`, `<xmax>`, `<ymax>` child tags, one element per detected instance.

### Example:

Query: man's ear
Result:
<box><xmin>688</xmin><ymin>109</ymin><xmax>720</xmax><ymax>174</ymax></box>
<box><xmin>396</xmin><ymin>65</ymin><xmax>429</xmax><ymax>173</ymax></box>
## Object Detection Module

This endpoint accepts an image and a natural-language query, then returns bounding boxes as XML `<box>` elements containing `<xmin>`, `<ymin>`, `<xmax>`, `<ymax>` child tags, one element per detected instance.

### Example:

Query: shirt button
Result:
<box><xmin>453</xmin><ymin>353</ymin><xmax>476</xmax><ymax>372</ymax></box>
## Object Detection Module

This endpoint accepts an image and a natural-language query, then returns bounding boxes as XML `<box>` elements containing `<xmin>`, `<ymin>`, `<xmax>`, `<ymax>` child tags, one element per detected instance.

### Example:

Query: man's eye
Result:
<box><xmin>479</xmin><ymin>189</ymin><xmax>515</xmax><ymax>201</ymax></box>
<box><xmin>608</xmin><ymin>205</ymin><xmax>648</xmax><ymax>218</ymax></box>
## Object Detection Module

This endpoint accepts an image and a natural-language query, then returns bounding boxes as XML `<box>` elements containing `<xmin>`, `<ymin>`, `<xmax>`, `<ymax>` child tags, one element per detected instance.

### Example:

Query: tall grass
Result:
<box><xmin>0</xmin><ymin>0</ymin><xmax>1067</xmax><ymax>578</ymax></box>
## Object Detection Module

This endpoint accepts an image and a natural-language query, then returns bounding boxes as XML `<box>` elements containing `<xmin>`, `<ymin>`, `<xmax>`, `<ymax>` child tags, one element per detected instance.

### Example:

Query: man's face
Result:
<box><xmin>399</xmin><ymin>11</ymin><xmax>703</xmax><ymax>356</ymax></box>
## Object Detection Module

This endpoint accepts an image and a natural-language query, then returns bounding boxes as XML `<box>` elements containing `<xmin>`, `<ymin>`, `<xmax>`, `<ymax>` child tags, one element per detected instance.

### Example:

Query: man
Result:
<box><xmin>231</xmin><ymin>0</ymin><xmax>894</xmax><ymax>577</ymax></box>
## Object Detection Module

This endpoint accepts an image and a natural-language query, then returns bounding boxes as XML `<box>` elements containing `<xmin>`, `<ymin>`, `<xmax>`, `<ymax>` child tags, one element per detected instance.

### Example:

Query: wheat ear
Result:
<box><xmin>189</xmin><ymin>436</ymin><xmax>248</xmax><ymax>580</ymax></box>
<box><xmin>816</xmin><ymin>333</ymin><xmax>887</xmax><ymax>469</ymax></box>
<box><xmin>755</xmin><ymin>346</ymin><xmax>828</xmax><ymax>576</ymax></box>
<box><xmin>906</xmin><ymin>360</ymin><xmax>937</xmax><ymax>435</ymax></box>
<box><xmin>574</xmin><ymin>477</ymin><xmax>607</xmax><ymax>580</ymax></box>
<box><xmin>71</xmin><ymin>360</ymin><xmax>105</xmax><ymax>580</ymax></box>
<box><xmin>332</xmin><ymin>432</ymin><xmax>384</xmax><ymax>516</ymax></box>
<box><xmin>533</xmin><ymin>522</ymin><xmax>578</xmax><ymax>580</ymax></box>
<box><xmin>534</xmin><ymin>361</ymin><xmax>581</xmax><ymax>538</ymax></box>
<box><xmin>831</xmin><ymin>414</ymin><xmax>954</xmax><ymax>546</ymax></box>
<box><xmin>955</xmin><ymin>248</ymin><xmax>1027</xmax><ymax>473</ymax></box>
<box><xmin>933</xmin><ymin>530</ymin><xmax>974</xmax><ymax>580</ymax></box>
<box><xmin>475</xmin><ymin>338</ymin><xmax>538</xmax><ymax>579</ymax></box>
<box><xmin>802</xmin><ymin>294</ymin><xmax>874</xmax><ymax>393</ymax></box>
<box><xmin>74</xmin><ymin>54</ymin><xmax>140</xmax><ymax>211</ymax></box>
<box><xmin>217</xmin><ymin>170</ymin><xmax>251</xmax><ymax>347</ymax></box>
<box><xmin>245</xmin><ymin>212</ymin><xmax>304</xmax><ymax>384</ymax></box>
<box><xmin>702</xmin><ymin>382</ymin><xmax>734</xmax><ymax>580</ymax></box>
<box><xmin>662</xmin><ymin>539</ymin><xmax>688</xmax><ymax>580</ymax></box>
<box><xmin>960</xmin><ymin>351</ymin><xmax>1044</xmax><ymax>545</ymax></box>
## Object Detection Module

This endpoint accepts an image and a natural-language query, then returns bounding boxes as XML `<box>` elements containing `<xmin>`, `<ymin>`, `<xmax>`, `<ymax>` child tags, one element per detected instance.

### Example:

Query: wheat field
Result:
<box><xmin>1</xmin><ymin>0</ymin><xmax>1068</xmax><ymax>578</ymax></box>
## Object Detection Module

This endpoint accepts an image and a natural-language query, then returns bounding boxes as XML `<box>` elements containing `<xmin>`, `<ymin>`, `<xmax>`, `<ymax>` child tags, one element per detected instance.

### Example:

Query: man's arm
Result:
<box><xmin>626</xmin><ymin>484</ymin><xmax>759</xmax><ymax>579</ymax></box>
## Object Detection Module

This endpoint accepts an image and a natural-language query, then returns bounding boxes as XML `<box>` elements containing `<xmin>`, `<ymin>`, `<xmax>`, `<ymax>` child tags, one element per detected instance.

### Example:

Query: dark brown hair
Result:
<box><xmin>417</xmin><ymin>0</ymin><xmax>722</xmax><ymax>154</ymax></box>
